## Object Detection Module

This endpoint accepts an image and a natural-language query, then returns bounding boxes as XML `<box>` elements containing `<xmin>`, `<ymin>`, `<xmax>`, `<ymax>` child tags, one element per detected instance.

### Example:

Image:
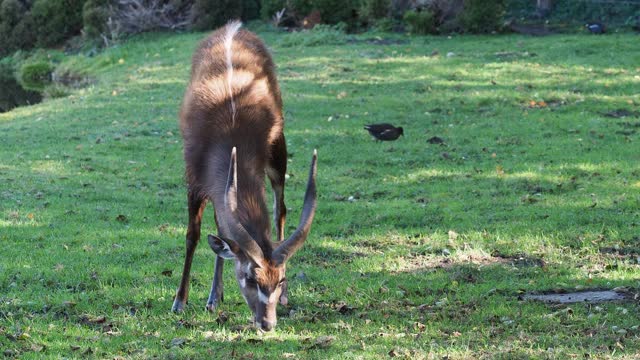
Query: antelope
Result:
<box><xmin>171</xmin><ymin>21</ymin><xmax>318</xmax><ymax>332</ymax></box>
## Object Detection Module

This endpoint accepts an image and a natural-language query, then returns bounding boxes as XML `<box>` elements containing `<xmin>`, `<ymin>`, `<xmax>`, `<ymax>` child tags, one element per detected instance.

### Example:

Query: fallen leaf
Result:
<box><xmin>176</xmin><ymin>319</ymin><xmax>193</xmax><ymax>328</ymax></box>
<box><xmin>310</xmin><ymin>335</ymin><xmax>335</xmax><ymax>349</ymax></box>
<box><xmin>216</xmin><ymin>311</ymin><xmax>229</xmax><ymax>325</ymax></box>
<box><xmin>170</xmin><ymin>337</ymin><xmax>187</xmax><ymax>347</ymax></box>
<box><xmin>161</xmin><ymin>269</ymin><xmax>172</xmax><ymax>277</ymax></box>
<box><xmin>80</xmin><ymin>315</ymin><xmax>106</xmax><ymax>324</ymax></box>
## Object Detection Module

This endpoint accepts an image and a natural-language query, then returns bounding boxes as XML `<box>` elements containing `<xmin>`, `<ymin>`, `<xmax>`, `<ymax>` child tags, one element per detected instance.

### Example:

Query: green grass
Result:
<box><xmin>1</xmin><ymin>27</ymin><xmax>639</xmax><ymax>359</ymax></box>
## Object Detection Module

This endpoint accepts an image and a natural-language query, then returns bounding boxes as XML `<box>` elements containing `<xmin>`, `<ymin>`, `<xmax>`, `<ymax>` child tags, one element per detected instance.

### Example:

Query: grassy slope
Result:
<box><xmin>1</xmin><ymin>27</ymin><xmax>639</xmax><ymax>358</ymax></box>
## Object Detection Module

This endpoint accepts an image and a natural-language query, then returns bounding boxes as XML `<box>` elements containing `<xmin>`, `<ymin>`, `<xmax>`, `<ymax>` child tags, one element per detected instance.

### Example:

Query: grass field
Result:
<box><xmin>1</xmin><ymin>25</ymin><xmax>639</xmax><ymax>358</ymax></box>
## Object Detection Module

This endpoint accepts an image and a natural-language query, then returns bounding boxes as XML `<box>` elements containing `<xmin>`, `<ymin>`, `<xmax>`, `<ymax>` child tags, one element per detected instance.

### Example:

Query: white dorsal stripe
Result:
<box><xmin>224</xmin><ymin>21</ymin><xmax>242</xmax><ymax>125</ymax></box>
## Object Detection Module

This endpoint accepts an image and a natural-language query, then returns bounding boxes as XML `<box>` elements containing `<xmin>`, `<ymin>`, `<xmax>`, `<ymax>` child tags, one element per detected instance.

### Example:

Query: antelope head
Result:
<box><xmin>208</xmin><ymin>147</ymin><xmax>317</xmax><ymax>331</ymax></box>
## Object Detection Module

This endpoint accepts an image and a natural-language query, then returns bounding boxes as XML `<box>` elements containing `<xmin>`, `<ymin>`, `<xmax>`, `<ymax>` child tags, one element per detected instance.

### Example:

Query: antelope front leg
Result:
<box><xmin>268</xmin><ymin>133</ymin><xmax>288</xmax><ymax>242</ymax></box>
<box><xmin>206</xmin><ymin>255</ymin><xmax>224</xmax><ymax>312</ymax></box>
<box><xmin>172</xmin><ymin>191</ymin><xmax>206</xmax><ymax>312</ymax></box>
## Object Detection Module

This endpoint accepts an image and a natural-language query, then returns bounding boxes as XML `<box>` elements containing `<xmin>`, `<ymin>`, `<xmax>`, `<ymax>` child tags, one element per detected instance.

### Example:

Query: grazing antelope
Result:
<box><xmin>172</xmin><ymin>21</ymin><xmax>318</xmax><ymax>332</ymax></box>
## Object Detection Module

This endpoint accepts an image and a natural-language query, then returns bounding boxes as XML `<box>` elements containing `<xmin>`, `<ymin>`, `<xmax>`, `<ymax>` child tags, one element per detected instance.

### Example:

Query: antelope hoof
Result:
<box><xmin>171</xmin><ymin>299</ymin><xmax>186</xmax><ymax>313</ymax></box>
<box><xmin>205</xmin><ymin>301</ymin><xmax>218</xmax><ymax>313</ymax></box>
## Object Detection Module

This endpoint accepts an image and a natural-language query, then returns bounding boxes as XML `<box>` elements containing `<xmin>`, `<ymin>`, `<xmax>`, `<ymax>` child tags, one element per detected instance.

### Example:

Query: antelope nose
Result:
<box><xmin>260</xmin><ymin>320</ymin><xmax>275</xmax><ymax>331</ymax></box>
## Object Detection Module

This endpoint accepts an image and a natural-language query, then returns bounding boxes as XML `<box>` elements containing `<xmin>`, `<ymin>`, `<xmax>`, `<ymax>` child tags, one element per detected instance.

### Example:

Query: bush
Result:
<box><xmin>260</xmin><ymin>0</ymin><xmax>312</xmax><ymax>27</ymax></box>
<box><xmin>0</xmin><ymin>0</ymin><xmax>25</xmax><ymax>26</ymax></box>
<box><xmin>242</xmin><ymin>0</ymin><xmax>260</xmax><ymax>21</ymax></box>
<box><xmin>18</xmin><ymin>61</ymin><xmax>53</xmax><ymax>91</ymax></box>
<box><xmin>312</xmin><ymin>0</ymin><xmax>359</xmax><ymax>29</ymax></box>
<box><xmin>428</xmin><ymin>0</ymin><xmax>463</xmax><ymax>32</ymax></box>
<box><xmin>191</xmin><ymin>0</ymin><xmax>261</xmax><ymax>31</ymax></box>
<box><xmin>260</xmin><ymin>0</ymin><xmax>285</xmax><ymax>22</ymax></box>
<box><xmin>191</xmin><ymin>0</ymin><xmax>241</xmax><ymax>30</ymax></box>
<box><xmin>31</xmin><ymin>0</ymin><xmax>87</xmax><ymax>47</ymax></box>
<box><xmin>278</xmin><ymin>23</ymin><xmax>347</xmax><ymax>47</ymax></box>
<box><xmin>403</xmin><ymin>8</ymin><xmax>437</xmax><ymax>34</ymax></box>
<box><xmin>0</xmin><ymin>0</ymin><xmax>37</xmax><ymax>56</ymax></box>
<box><xmin>82</xmin><ymin>0</ymin><xmax>112</xmax><ymax>39</ymax></box>
<box><xmin>43</xmin><ymin>84</ymin><xmax>71</xmax><ymax>99</ymax></box>
<box><xmin>102</xmin><ymin>0</ymin><xmax>192</xmax><ymax>41</ymax></box>
<box><xmin>0</xmin><ymin>58</ymin><xmax>41</xmax><ymax>112</ymax></box>
<box><xmin>260</xmin><ymin>0</ymin><xmax>360</xmax><ymax>30</ymax></box>
<box><xmin>361</xmin><ymin>0</ymin><xmax>391</xmax><ymax>21</ymax></box>
<box><xmin>459</xmin><ymin>0</ymin><xmax>505</xmax><ymax>33</ymax></box>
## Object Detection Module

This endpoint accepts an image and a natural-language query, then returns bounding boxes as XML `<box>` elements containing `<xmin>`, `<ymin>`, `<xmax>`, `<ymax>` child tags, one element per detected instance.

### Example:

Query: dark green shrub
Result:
<box><xmin>403</xmin><ymin>9</ymin><xmax>437</xmax><ymax>34</ymax></box>
<box><xmin>260</xmin><ymin>0</ymin><xmax>359</xmax><ymax>30</ymax></box>
<box><xmin>0</xmin><ymin>58</ymin><xmax>41</xmax><ymax>112</ymax></box>
<box><xmin>278</xmin><ymin>23</ymin><xmax>347</xmax><ymax>47</ymax></box>
<box><xmin>0</xmin><ymin>0</ymin><xmax>25</xmax><ymax>25</ymax></box>
<box><xmin>82</xmin><ymin>0</ymin><xmax>112</xmax><ymax>39</ymax></box>
<box><xmin>311</xmin><ymin>0</ymin><xmax>359</xmax><ymax>29</ymax></box>
<box><xmin>0</xmin><ymin>0</ymin><xmax>36</xmax><ymax>56</ymax></box>
<box><xmin>370</xmin><ymin>17</ymin><xmax>397</xmax><ymax>32</ymax></box>
<box><xmin>459</xmin><ymin>0</ymin><xmax>505</xmax><ymax>33</ymax></box>
<box><xmin>8</xmin><ymin>13</ymin><xmax>37</xmax><ymax>51</ymax></box>
<box><xmin>31</xmin><ymin>0</ymin><xmax>87</xmax><ymax>47</ymax></box>
<box><xmin>361</xmin><ymin>0</ymin><xmax>390</xmax><ymax>21</ymax></box>
<box><xmin>260</xmin><ymin>0</ymin><xmax>286</xmax><ymax>21</ymax></box>
<box><xmin>43</xmin><ymin>84</ymin><xmax>70</xmax><ymax>99</ymax></box>
<box><xmin>18</xmin><ymin>61</ymin><xmax>53</xmax><ymax>91</ymax></box>
<box><xmin>191</xmin><ymin>0</ymin><xmax>241</xmax><ymax>30</ymax></box>
<box><xmin>243</xmin><ymin>0</ymin><xmax>260</xmax><ymax>21</ymax></box>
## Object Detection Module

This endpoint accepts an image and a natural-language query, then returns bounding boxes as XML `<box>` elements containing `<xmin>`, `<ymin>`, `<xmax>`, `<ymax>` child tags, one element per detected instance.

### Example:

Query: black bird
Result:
<box><xmin>586</xmin><ymin>22</ymin><xmax>605</xmax><ymax>34</ymax></box>
<box><xmin>364</xmin><ymin>123</ymin><xmax>404</xmax><ymax>141</ymax></box>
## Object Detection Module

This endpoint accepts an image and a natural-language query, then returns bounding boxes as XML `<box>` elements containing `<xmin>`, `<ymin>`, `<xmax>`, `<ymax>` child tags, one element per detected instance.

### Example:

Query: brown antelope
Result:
<box><xmin>171</xmin><ymin>21</ymin><xmax>318</xmax><ymax>332</ymax></box>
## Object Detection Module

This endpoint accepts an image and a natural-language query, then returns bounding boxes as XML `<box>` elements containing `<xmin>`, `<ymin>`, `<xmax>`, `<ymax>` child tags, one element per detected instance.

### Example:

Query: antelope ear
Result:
<box><xmin>208</xmin><ymin>234</ymin><xmax>239</xmax><ymax>259</ymax></box>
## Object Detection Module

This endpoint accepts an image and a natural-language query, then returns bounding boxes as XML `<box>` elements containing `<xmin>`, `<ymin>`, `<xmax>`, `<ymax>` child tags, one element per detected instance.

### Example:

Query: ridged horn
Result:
<box><xmin>273</xmin><ymin>150</ymin><xmax>318</xmax><ymax>265</ymax></box>
<box><xmin>223</xmin><ymin>147</ymin><xmax>265</xmax><ymax>264</ymax></box>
